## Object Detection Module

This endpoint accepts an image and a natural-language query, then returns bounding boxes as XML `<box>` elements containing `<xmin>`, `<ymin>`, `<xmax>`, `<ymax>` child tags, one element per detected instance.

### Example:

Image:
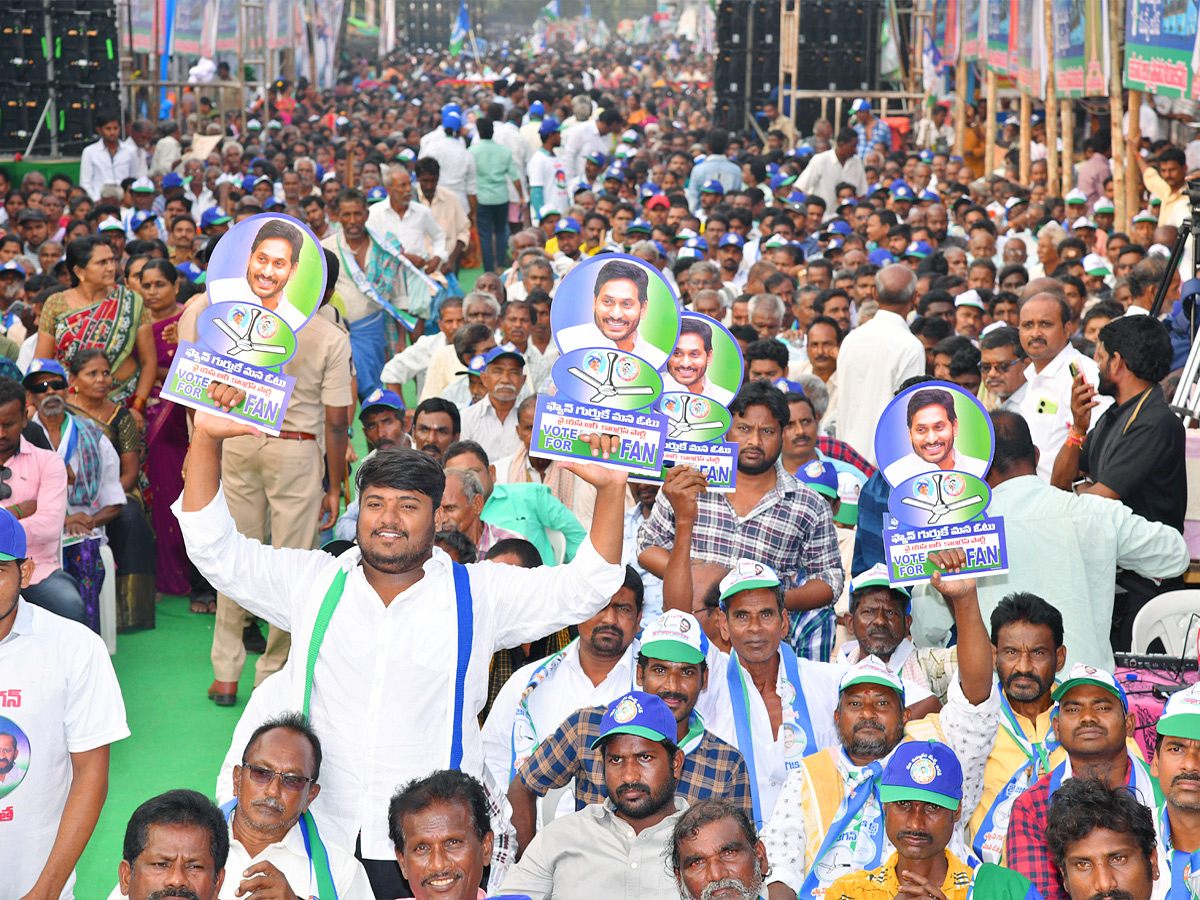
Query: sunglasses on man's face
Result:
<box><xmin>28</xmin><ymin>379</ymin><xmax>67</xmax><ymax>394</ymax></box>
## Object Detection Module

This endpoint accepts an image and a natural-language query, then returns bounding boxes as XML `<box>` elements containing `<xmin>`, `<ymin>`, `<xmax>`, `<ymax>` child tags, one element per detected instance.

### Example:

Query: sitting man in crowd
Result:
<box><xmin>671</xmin><ymin>798</ymin><xmax>772</xmax><ymax>900</ymax></box>
<box><xmin>117</xmin><ymin>790</ymin><xmax>229</xmax><ymax>900</ymax></box>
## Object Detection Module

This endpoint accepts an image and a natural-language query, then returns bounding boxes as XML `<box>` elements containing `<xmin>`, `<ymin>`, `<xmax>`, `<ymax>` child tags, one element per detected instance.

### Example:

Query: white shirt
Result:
<box><xmin>835</xmin><ymin>309</ymin><xmax>926</xmax><ymax>465</ymax></box>
<box><xmin>460</xmin><ymin>396</ymin><xmax>525</xmax><ymax>460</ymax></box>
<box><xmin>380</xmin><ymin>330</ymin><xmax>446</xmax><ymax>391</ymax></box>
<box><xmin>560</xmin><ymin>121</ymin><xmax>608</xmax><ymax>182</ymax></box>
<box><xmin>910</xmin><ymin>475</ymin><xmax>1190</xmax><ymax>671</ymax></box>
<box><xmin>881</xmin><ymin>448</ymin><xmax>991</xmax><ymax>485</ymax></box>
<box><xmin>173</xmin><ymin>487</ymin><xmax>623</xmax><ymax>860</ymax></box>
<box><xmin>481</xmin><ymin>641</ymin><xmax>636</xmax><ymax>787</ymax></box>
<box><xmin>696</xmin><ymin>648</ymin><xmax>842</xmax><ymax>822</ymax></box>
<box><xmin>206</xmin><ymin>278</ymin><xmax>309</xmax><ymax>332</ymax></box>
<box><xmin>108</xmin><ymin>813</ymin><xmax>373</xmax><ymax>900</ymax></box>
<box><xmin>495</xmin><ymin>120</ymin><xmax>532</xmax><ymax>202</ymax></box>
<box><xmin>761</xmin><ymin>677</ymin><xmax>1000</xmax><ymax>896</ymax></box>
<box><xmin>0</xmin><ymin>599</ymin><xmax>130</xmax><ymax>900</ymax></box>
<box><xmin>527</xmin><ymin>150</ymin><xmax>570</xmax><ymax>222</ymax></box>
<box><xmin>795</xmin><ymin>149</ymin><xmax>869</xmax><ymax>212</ymax></box>
<box><xmin>1014</xmin><ymin>344</ymin><xmax>1111</xmax><ymax>481</ymax></box>
<box><xmin>556</xmin><ymin>322</ymin><xmax>669</xmax><ymax>370</ymax></box>
<box><xmin>30</xmin><ymin>415</ymin><xmax>126</xmax><ymax>517</ymax></box>
<box><xmin>419</xmin><ymin>134</ymin><xmax>479</xmax><ymax>214</ymax></box>
<box><xmin>79</xmin><ymin>139</ymin><xmax>140</xmax><ymax>202</ymax></box>
<box><xmin>366</xmin><ymin>200</ymin><xmax>448</xmax><ymax>263</ymax></box>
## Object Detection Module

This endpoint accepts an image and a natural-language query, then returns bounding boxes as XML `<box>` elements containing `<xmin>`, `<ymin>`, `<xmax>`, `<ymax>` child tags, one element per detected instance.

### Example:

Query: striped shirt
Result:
<box><xmin>517</xmin><ymin>706</ymin><xmax>753</xmax><ymax>816</ymax></box>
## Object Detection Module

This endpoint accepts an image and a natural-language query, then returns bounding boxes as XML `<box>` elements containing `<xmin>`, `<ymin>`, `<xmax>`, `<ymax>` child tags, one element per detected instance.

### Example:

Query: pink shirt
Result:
<box><xmin>4</xmin><ymin>436</ymin><xmax>68</xmax><ymax>583</ymax></box>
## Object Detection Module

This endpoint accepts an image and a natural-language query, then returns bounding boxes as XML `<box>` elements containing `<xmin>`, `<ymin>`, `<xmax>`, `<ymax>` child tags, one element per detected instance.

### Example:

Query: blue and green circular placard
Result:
<box><xmin>875</xmin><ymin>381</ymin><xmax>994</xmax><ymax>489</ymax></box>
<box><xmin>552</xmin><ymin>348</ymin><xmax>664</xmax><ymax>410</ymax></box>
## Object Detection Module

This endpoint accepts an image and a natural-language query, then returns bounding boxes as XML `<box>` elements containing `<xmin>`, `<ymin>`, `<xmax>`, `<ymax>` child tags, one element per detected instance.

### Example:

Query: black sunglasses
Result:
<box><xmin>28</xmin><ymin>380</ymin><xmax>67</xmax><ymax>394</ymax></box>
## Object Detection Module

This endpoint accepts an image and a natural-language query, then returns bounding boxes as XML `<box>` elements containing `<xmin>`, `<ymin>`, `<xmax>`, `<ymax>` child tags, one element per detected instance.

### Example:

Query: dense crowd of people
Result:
<box><xmin>1</xmin><ymin>34</ymin><xmax>1199</xmax><ymax>900</ymax></box>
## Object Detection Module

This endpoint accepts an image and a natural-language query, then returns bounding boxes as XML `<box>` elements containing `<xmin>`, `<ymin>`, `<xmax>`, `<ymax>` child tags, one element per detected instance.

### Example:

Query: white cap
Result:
<box><xmin>1093</xmin><ymin>198</ymin><xmax>1115</xmax><ymax>214</ymax></box>
<box><xmin>1071</xmin><ymin>215</ymin><xmax>1096</xmax><ymax>230</ymax></box>
<box><xmin>1064</xmin><ymin>188</ymin><xmax>1088</xmax><ymax>204</ymax></box>
<box><xmin>1082</xmin><ymin>253</ymin><xmax>1112</xmax><ymax>276</ymax></box>
<box><xmin>97</xmin><ymin>216</ymin><xmax>124</xmax><ymax>232</ymax></box>
<box><xmin>955</xmin><ymin>289</ymin><xmax>985</xmax><ymax>310</ymax></box>
<box><xmin>131</xmin><ymin>177</ymin><xmax>156</xmax><ymax>192</ymax></box>
<box><xmin>1148</xmin><ymin>243</ymin><xmax>1171</xmax><ymax>258</ymax></box>
<box><xmin>246</xmin><ymin>118</ymin><xmax>262</xmax><ymax>130</ymax></box>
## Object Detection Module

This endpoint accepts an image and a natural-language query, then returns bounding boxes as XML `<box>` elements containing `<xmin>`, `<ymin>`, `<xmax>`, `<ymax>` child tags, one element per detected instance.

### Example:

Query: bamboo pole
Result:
<box><xmin>1020</xmin><ymin>92</ymin><xmax>1032</xmax><ymax>185</ymax></box>
<box><xmin>1044</xmin><ymin>0</ymin><xmax>1058</xmax><ymax>194</ymax></box>
<box><xmin>1109</xmin><ymin>0</ymin><xmax>1126</xmax><ymax>230</ymax></box>
<box><xmin>985</xmin><ymin>69</ymin><xmax>997</xmax><ymax>176</ymax></box>
<box><xmin>954</xmin><ymin>55</ymin><xmax>967</xmax><ymax>159</ymax></box>
<box><xmin>1126</xmin><ymin>89</ymin><xmax>1143</xmax><ymax>222</ymax></box>
<box><xmin>1061</xmin><ymin>99</ymin><xmax>1075</xmax><ymax>196</ymax></box>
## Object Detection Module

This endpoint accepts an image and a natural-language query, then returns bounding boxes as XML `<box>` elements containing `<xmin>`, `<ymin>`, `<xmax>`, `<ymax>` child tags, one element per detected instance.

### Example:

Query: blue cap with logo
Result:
<box><xmin>719</xmin><ymin>233</ymin><xmax>745</xmax><ymax>249</ymax></box>
<box><xmin>442</xmin><ymin>108</ymin><xmax>463</xmax><ymax>131</ymax></box>
<box><xmin>590</xmin><ymin>691</ymin><xmax>678</xmax><ymax>748</ymax></box>
<box><xmin>539</xmin><ymin>117</ymin><xmax>563</xmax><ymax>136</ymax></box>
<box><xmin>685</xmin><ymin>235</ymin><xmax>708</xmax><ymax>251</ymax></box>
<box><xmin>529</xmin><ymin>100</ymin><xmax>546</xmax><ymax>117</ymax></box>
<box><xmin>359</xmin><ymin>388</ymin><xmax>406</xmax><ymax>419</ymax></box>
<box><xmin>162</xmin><ymin>172</ymin><xmax>192</xmax><ymax>189</ymax></box>
<box><xmin>823</xmin><ymin>220</ymin><xmax>853</xmax><ymax>237</ymax></box>
<box><xmin>586</xmin><ymin>151</ymin><xmax>607</xmax><ymax>167</ymax></box>
<box><xmin>0</xmin><ymin>261</ymin><xmax>26</xmax><ymax>279</ymax></box>
<box><xmin>177</xmin><ymin>261</ymin><xmax>204</xmax><ymax>283</ymax></box>
<box><xmin>795</xmin><ymin>459</ymin><xmax>839</xmax><ymax>500</ymax></box>
<box><xmin>0</xmin><ymin>507</ymin><xmax>27</xmax><ymax>562</ymax></box>
<box><xmin>263</xmin><ymin>196</ymin><xmax>285</xmax><ymax>210</ymax></box>
<box><xmin>555</xmin><ymin>217</ymin><xmax>581</xmax><ymax>235</ymax></box>
<box><xmin>367</xmin><ymin>186</ymin><xmax>388</xmax><ymax>204</ymax></box>
<box><xmin>905</xmin><ymin>240</ymin><xmax>933</xmax><ymax>259</ymax></box>
<box><xmin>769</xmin><ymin>172</ymin><xmax>798</xmax><ymax>191</ymax></box>
<box><xmin>627</xmin><ymin>218</ymin><xmax>652</xmax><ymax>234</ymax></box>
<box><xmin>22</xmin><ymin>358</ymin><xmax>67</xmax><ymax>387</ymax></box>
<box><xmin>130</xmin><ymin>210</ymin><xmax>158</xmax><ymax>232</ymax></box>
<box><xmin>201</xmin><ymin>207</ymin><xmax>231</xmax><ymax>228</ymax></box>
<box><xmin>880</xmin><ymin>740</ymin><xmax>964</xmax><ymax>810</ymax></box>
<box><xmin>700</xmin><ymin>179</ymin><xmax>725</xmax><ymax>195</ymax></box>
<box><xmin>890</xmin><ymin>181</ymin><xmax>915</xmax><ymax>201</ymax></box>
<box><xmin>869</xmin><ymin>248</ymin><xmax>896</xmax><ymax>266</ymax></box>
<box><xmin>476</xmin><ymin>342</ymin><xmax>526</xmax><ymax>371</ymax></box>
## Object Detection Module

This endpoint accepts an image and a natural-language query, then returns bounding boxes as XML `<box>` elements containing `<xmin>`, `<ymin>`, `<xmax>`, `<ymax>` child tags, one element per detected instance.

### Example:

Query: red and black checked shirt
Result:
<box><xmin>1005</xmin><ymin>771</ymin><xmax>1068</xmax><ymax>900</ymax></box>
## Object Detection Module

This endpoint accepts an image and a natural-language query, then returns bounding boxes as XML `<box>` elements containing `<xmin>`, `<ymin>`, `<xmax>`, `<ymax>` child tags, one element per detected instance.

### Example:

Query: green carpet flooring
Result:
<box><xmin>74</xmin><ymin>264</ymin><xmax>483</xmax><ymax>895</ymax></box>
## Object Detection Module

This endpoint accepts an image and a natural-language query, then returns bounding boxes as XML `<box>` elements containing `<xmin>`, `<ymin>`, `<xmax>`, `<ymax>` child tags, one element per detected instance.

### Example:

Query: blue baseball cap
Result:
<box><xmin>529</xmin><ymin>100</ymin><xmax>546</xmax><ymax>117</ymax></box>
<box><xmin>797</xmin><ymin>145</ymin><xmax>815</xmax><ymax>158</ymax></box>
<box><xmin>590</xmin><ymin>691</ymin><xmax>677</xmax><ymax>748</ymax></box>
<box><xmin>538</xmin><ymin>116</ymin><xmax>563</xmax><ymax>136</ymax></box>
<box><xmin>161</xmin><ymin>172</ymin><xmax>191</xmax><ymax>189</ymax></box>
<box><xmin>130</xmin><ymin>210</ymin><xmax>157</xmax><ymax>232</ymax></box>
<box><xmin>905</xmin><ymin>240</ymin><xmax>933</xmax><ymax>259</ymax></box>
<box><xmin>603</xmin><ymin>166</ymin><xmax>625</xmax><ymax>182</ymax></box>
<box><xmin>785</xmin><ymin>190</ymin><xmax>809</xmax><ymax>207</ymax></box>
<box><xmin>585</xmin><ymin>151</ymin><xmax>607</xmax><ymax>167</ymax></box>
<box><xmin>824</xmin><ymin>220</ymin><xmax>852</xmax><ymax>237</ymax></box>
<box><xmin>890</xmin><ymin>181</ymin><xmax>915</xmax><ymax>201</ymax></box>
<box><xmin>869</xmin><ymin>248</ymin><xmax>896</xmax><ymax>265</ymax></box>
<box><xmin>478</xmin><ymin>343</ymin><xmax>526</xmax><ymax>370</ymax></box>
<box><xmin>718</xmin><ymin>233</ymin><xmax>745</xmax><ymax>250</ymax></box>
<box><xmin>177</xmin><ymin>261</ymin><xmax>204</xmax><ymax>283</ymax></box>
<box><xmin>769</xmin><ymin>172</ymin><xmax>797</xmax><ymax>191</ymax></box>
<box><xmin>22</xmin><ymin>358</ymin><xmax>67</xmax><ymax>387</ymax></box>
<box><xmin>0</xmin><ymin>507</ymin><xmax>27</xmax><ymax>562</ymax></box>
<box><xmin>639</xmin><ymin>182</ymin><xmax>661</xmax><ymax>199</ymax></box>
<box><xmin>367</xmin><ymin>186</ymin><xmax>388</xmax><ymax>204</ymax></box>
<box><xmin>442</xmin><ymin>109</ymin><xmax>463</xmax><ymax>131</ymax></box>
<box><xmin>241</xmin><ymin>175</ymin><xmax>259</xmax><ymax>193</ymax></box>
<box><xmin>700</xmin><ymin>179</ymin><xmax>725</xmax><ymax>195</ymax></box>
<box><xmin>359</xmin><ymin>388</ymin><xmax>406</xmax><ymax>419</ymax></box>
<box><xmin>881</xmin><ymin>740</ymin><xmax>964</xmax><ymax>810</ymax></box>
<box><xmin>627</xmin><ymin>218</ymin><xmax>652</xmax><ymax>234</ymax></box>
<box><xmin>554</xmin><ymin>217</ymin><xmax>581</xmax><ymax>234</ymax></box>
<box><xmin>0</xmin><ymin>261</ymin><xmax>26</xmax><ymax>279</ymax></box>
<box><xmin>263</xmin><ymin>196</ymin><xmax>285</xmax><ymax>210</ymax></box>
<box><xmin>201</xmin><ymin>207</ymin><xmax>231</xmax><ymax>228</ymax></box>
<box><xmin>836</xmin><ymin>196</ymin><xmax>858</xmax><ymax>209</ymax></box>
<box><xmin>685</xmin><ymin>235</ymin><xmax>708</xmax><ymax>251</ymax></box>
<box><xmin>773</xmin><ymin>378</ymin><xmax>806</xmax><ymax>394</ymax></box>
<box><xmin>795</xmin><ymin>459</ymin><xmax>839</xmax><ymax>500</ymax></box>
<box><xmin>919</xmin><ymin>190</ymin><xmax>939</xmax><ymax>203</ymax></box>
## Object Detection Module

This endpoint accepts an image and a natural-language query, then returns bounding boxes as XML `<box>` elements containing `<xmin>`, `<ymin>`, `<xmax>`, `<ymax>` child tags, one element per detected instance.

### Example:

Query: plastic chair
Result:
<box><xmin>1130</xmin><ymin>590</ymin><xmax>1200</xmax><ymax>657</ymax></box>
<box><xmin>545</xmin><ymin>529</ymin><xmax>566</xmax><ymax>566</ymax></box>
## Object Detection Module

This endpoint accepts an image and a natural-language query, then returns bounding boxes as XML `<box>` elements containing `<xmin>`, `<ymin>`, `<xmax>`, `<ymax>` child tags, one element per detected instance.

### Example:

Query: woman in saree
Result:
<box><xmin>67</xmin><ymin>348</ymin><xmax>157</xmax><ymax>631</ymax></box>
<box><xmin>138</xmin><ymin>259</ymin><xmax>192</xmax><ymax>599</ymax></box>
<box><xmin>35</xmin><ymin>235</ymin><xmax>156</xmax><ymax>422</ymax></box>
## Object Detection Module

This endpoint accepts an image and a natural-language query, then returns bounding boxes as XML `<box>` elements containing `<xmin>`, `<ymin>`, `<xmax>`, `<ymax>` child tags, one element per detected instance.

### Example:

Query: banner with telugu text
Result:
<box><xmin>1052</xmin><ymin>0</ymin><xmax>1109</xmax><ymax>95</ymax></box>
<box><xmin>1123</xmin><ymin>0</ymin><xmax>1198</xmax><ymax>97</ymax></box>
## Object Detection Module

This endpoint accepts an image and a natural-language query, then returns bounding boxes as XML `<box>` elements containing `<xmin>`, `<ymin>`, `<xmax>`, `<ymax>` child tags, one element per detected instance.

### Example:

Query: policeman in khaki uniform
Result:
<box><xmin>180</xmin><ymin>279</ymin><xmax>352</xmax><ymax>707</ymax></box>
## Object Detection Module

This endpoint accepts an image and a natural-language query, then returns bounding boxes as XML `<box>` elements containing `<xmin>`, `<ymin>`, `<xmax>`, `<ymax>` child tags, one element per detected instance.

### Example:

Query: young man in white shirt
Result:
<box><xmin>177</xmin><ymin>384</ymin><xmax>629</xmax><ymax>897</ymax></box>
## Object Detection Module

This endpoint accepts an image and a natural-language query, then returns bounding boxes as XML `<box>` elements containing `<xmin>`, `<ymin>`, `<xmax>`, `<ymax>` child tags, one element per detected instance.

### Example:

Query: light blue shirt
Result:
<box><xmin>686</xmin><ymin>154</ymin><xmax>743</xmax><ymax>211</ymax></box>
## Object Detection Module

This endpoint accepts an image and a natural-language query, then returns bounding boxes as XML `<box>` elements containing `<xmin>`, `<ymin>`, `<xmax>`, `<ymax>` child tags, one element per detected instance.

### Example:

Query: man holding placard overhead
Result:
<box><xmin>175</xmin><ymin>383</ymin><xmax>629</xmax><ymax>896</ymax></box>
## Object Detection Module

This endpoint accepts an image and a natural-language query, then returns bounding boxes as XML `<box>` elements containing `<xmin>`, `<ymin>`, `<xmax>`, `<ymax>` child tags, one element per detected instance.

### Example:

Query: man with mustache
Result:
<box><xmin>826</xmin><ymin>740</ymin><xmax>1040</xmax><ymax>899</ymax></box>
<box><xmin>672</xmin><ymin>798</ymin><xmax>771</xmax><ymax>900</ymax></box>
<box><xmin>1045</xmin><ymin>777</ymin><xmax>1161</xmax><ymax>900</ymax></box>
<box><xmin>410</xmin><ymin>398</ymin><xmax>461</xmax><ymax>463</ymax></box>
<box><xmin>507</xmin><ymin>610</ymin><xmax>753</xmax><ymax>853</ymax></box>
<box><xmin>208</xmin><ymin>219</ymin><xmax>310</xmax><ymax>331</ymax></box>
<box><xmin>640</xmin><ymin>381</ymin><xmax>844</xmax><ymax>664</ymax></box>
<box><xmin>221</xmin><ymin>714</ymin><xmax>371</xmax><ymax>899</ymax></box>
<box><xmin>180</xmin><ymin>383</ymin><xmax>629</xmax><ymax>896</ymax></box>
<box><xmin>881</xmin><ymin>387</ymin><xmax>990</xmax><ymax>485</ymax></box>
<box><xmin>835</xmin><ymin>565</ymin><xmax>950</xmax><ymax>719</ymax></box>
<box><xmin>388</xmin><ymin>770</ymin><xmax>496</xmax><ymax>900</ymax></box>
<box><xmin>499</xmin><ymin>691</ymin><xmax>688</xmax><ymax>899</ymax></box>
<box><xmin>760</xmin><ymin>548</ymin><xmax>999</xmax><ymax>900</ymax></box>
<box><xmin>1147</xmin><ymin>682</ymin><xmax>1200</xmax><ymax>898</ymax></box>
<box><xmin>1007</xmin><ymin>665</ymin><xmax>1158</xmax><ymax>900</ymax></box>
<box><xmin>118</xmin><ymin>790</ymin><xmax>228</xmax><ymax>900</ymax></box>
<box><xmin>459</xmin><ymin>345</ymin><xmax>526</xmax><ymax>461</ymax></box>
<box><xmin>557</xmin><ymin>259</ymin><xmax>669</xmax><ymax>368</ymax></box>
<box><xmin>482</xmin><ymin>568</ymin><xmax>642</xmax><ymax>790</ymax></box>
<box><xmin>965</xmin><ymin>592</ymin><xmax>1069</xmax><ymax>865</ymax></box>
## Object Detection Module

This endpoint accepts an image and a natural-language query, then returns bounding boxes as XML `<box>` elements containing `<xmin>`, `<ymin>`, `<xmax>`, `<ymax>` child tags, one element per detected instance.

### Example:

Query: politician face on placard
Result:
<box><xmin>246</xmin><ymin>220</ymin><xmax>303</xmax><ymax>310</ymax></box>
<box><xmin>877</xmin><ymin>384</ymin><xmax>993</xmax><ymax>487</ymax></box>
<box><xmin>593</xmin><ymin>260</ymin><xmax>650</xmax><ymax>349</ymax></box>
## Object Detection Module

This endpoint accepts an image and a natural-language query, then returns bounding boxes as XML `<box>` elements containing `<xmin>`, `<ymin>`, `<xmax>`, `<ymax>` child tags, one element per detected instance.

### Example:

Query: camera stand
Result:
<box><xmin>1163</xmin><ymin>206</ymin><xmax>1200</xmax><ymax>424</ymax></box>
